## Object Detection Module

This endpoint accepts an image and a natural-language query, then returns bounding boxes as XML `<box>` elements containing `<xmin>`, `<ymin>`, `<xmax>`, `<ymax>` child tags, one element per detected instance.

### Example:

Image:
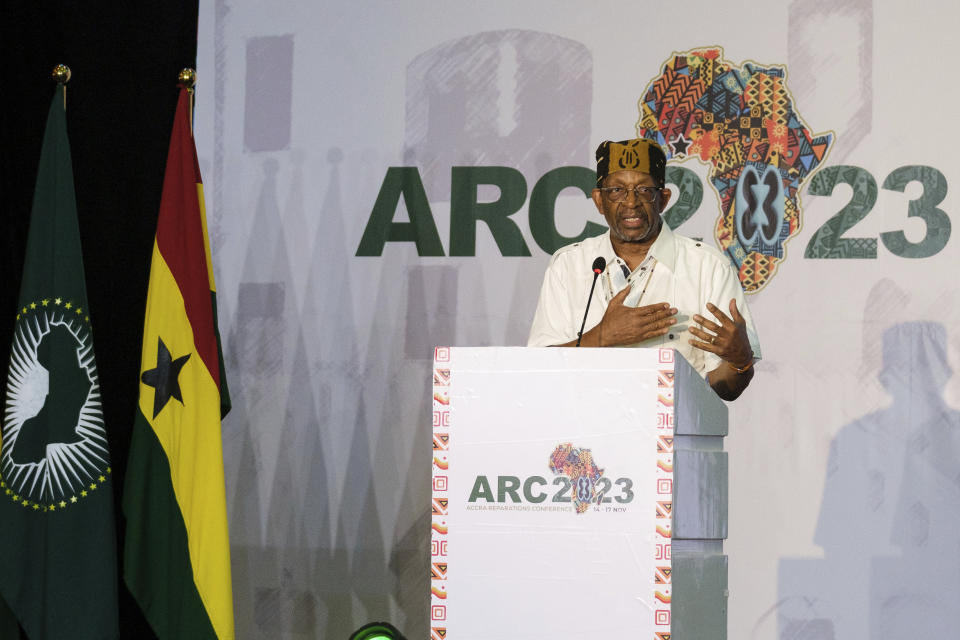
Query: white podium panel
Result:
<box><xmin>431</xmin><ymin>347</ymin><xmax>676</xmax><ymax>640</ymax></box>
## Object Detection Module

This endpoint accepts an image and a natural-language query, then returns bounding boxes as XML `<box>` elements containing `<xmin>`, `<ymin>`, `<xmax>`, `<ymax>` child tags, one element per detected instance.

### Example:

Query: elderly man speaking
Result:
<box><xmin>528</xmin><ymin>138</ymin><xmax>761</xmax><ymax>401</ymax></box>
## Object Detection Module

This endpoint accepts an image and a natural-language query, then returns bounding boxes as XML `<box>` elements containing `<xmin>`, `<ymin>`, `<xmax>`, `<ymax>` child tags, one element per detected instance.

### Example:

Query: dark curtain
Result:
<box><xmin>1</xmin><ymin>2</ymin><xmax>201</xmax><ymax>637</ymax></box>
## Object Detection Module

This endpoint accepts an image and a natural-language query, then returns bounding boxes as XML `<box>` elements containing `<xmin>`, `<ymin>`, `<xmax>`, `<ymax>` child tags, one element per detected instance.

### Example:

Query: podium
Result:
<box><xmin>430</xmin><ymin>347</ymin><xmax>729</xmax><ymax>640</ymax></box>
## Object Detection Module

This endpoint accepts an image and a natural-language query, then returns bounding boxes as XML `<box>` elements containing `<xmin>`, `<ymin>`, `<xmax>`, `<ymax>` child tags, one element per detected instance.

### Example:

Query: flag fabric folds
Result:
<box><xmin>123</xmin><ymin>85</ymin><xmax>234</xmax><ymax>639</ymax></box>
<box><xmin>0</xmin><ymin>84</ymin><xmax>119</xmax><ymax>639</ymax></box>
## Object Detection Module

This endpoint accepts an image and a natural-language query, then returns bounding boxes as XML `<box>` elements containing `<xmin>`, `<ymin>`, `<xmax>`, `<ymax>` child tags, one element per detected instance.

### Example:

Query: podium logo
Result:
<box><xmin>466</xmin><ymin>442</ymin><xmax>635</xmax><ymax>514</ymax></box>
<box><xmin>548</xmin><ymin>442</ymin><xmax>603</xmax><ymax>514</ymax></box>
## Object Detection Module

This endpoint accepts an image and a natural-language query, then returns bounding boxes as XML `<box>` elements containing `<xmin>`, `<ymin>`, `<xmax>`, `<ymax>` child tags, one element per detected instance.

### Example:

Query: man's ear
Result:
<box><xmin>658</xmin><ymin>187</ymin><xmax>672</xmax><ymax>211</ymax></box>
<box><xmin>591</xmin><ymin>188</ymin><xmax>604</xmax><ymax>213</ymax></box>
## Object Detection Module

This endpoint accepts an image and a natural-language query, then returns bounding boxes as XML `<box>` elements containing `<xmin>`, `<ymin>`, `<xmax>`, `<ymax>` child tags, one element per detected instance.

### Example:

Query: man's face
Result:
<box><xmin>591</xmin><ymin>170</ymin><xmax>671</xmax><ymax>245</ymax></box>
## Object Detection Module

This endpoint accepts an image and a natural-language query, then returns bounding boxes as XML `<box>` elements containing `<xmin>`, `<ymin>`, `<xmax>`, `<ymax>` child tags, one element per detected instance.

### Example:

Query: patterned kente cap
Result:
<box><xmin>595</xmin><ymin>138</ymin><xmax>666</xmax><ymax>186</ymax></box>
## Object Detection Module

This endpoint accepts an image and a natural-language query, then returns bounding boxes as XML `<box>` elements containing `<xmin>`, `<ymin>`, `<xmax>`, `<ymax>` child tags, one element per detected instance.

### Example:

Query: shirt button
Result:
<box><xmin>668</xmin><ymin>333</ymin><xmax>675</xmax><ymax>340</ymax></box>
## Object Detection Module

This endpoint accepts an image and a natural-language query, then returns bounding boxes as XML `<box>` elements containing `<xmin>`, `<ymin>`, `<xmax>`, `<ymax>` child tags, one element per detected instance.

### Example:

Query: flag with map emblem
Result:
<box><xmin>0</xmin><ymin>83</ymin><xmax>119</xmax><ymax>639</ymax></box>
<box><xmin>122</xmin><ymin>83</ymin><xmax>234</xmax><ymax>639</ymax></box>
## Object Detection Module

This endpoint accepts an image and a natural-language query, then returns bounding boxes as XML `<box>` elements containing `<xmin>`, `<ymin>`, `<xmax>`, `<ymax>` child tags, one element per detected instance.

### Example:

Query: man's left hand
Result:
<box><xmin>689</xmin><ymin>299</ymin><xmax>753</xmax><ymax>369</ymax></box>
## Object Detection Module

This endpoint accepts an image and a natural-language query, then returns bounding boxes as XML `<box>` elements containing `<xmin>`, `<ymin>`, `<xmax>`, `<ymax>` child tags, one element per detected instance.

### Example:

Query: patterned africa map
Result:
<box><xmin>549</xmin><ymin>443</ymin><xmax>604</xmax><ymax>514</ymax></box>
<box><xmin>638</xmin><ymin>47</ymin><xmax>834</xmax><ymax>292</ymax></box>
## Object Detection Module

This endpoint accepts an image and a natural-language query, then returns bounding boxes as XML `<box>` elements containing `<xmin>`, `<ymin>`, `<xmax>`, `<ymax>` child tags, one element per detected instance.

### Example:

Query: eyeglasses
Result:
<box><xmin>599</xmin><ymin>185</ymin><xmax>662</xmax><ymax>203</ymax></box>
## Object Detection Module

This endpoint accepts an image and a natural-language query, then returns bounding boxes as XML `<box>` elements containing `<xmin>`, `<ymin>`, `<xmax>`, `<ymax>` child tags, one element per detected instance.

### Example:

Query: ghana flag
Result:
<box><xmin>0</xmin><ymin>83</ymin><xmax>119</xmax><ymax>639</ymax></box>
<box><xmin>123</xmin><ymin>83</ymin><xmax>234</xmax><ymax>639</ymax></box>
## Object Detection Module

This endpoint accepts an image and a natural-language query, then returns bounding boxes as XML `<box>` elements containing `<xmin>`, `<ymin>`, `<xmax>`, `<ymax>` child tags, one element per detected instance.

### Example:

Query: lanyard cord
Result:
<box><xmin>629</xmin><ymin>259</ymin><xmax>658</xmax><ymax>307</ymax></box>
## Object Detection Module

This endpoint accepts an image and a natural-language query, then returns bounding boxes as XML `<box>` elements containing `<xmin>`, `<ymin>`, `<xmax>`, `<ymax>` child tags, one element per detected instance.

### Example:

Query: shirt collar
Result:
<box><xmin>648</xmin><ymin>218</ymin><xmax>677</xmax><ymax>271</ymax></box>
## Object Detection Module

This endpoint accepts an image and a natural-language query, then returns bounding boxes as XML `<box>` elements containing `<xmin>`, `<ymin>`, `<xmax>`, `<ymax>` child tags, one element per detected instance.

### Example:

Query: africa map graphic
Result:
<box><xmin>638</xmin><ymin>47</ymin><xmax>834</xmax><ymax>291</ymax></box>
<box><xmin>549</xmin><ymin>443</ymin><xmax>603</xmax><ymax>514</ymax></box>
<box><xmin>2</xmin><ymin>300</ymin><xmax>110</xmax><ymax>509</ymax></box>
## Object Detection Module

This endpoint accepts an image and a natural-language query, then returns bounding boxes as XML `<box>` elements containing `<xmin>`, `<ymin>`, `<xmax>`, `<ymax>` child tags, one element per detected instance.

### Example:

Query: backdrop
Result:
<box><xmin>195</xmin><ymin>1</ymin><xmax>960</xmax><ymax>637</ymax></box>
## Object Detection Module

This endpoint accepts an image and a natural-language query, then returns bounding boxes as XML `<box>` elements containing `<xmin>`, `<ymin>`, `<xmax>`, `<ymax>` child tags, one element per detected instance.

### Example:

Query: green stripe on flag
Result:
<box><xmin>123</xmin><ymin>409</ymin><xmax>218</xmax><ymax>638</ymax></box>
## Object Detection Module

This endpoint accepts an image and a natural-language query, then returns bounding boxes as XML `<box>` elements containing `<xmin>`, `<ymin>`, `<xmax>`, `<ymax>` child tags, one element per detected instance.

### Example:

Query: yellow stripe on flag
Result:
<box><xmin>196</xmin><ymin>183</ymin><xmax>217</xmax><ymax>292</ymax></box>
<box><xmin>139</xmin><ymin>239</ymin><xmax>233</xmax><ymax>639</ymax></box>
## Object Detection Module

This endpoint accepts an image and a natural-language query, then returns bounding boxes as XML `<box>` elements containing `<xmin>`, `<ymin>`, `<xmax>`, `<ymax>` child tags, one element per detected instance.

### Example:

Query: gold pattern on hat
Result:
<box><xmin>609</xmin><ymin>139</ymin><xmax>653</xmax><ymax>173</ymax></box>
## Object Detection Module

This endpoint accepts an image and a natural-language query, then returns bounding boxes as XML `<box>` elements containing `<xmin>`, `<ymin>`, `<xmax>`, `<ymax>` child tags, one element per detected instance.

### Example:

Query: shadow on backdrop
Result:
<box><xmin>777</xmin><ymin>322</ymin><xmax>960</xmax><ymax>639</ymax></box>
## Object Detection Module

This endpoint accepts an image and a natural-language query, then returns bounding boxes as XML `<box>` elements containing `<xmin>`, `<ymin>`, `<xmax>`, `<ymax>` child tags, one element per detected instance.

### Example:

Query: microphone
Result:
<box><xmin>576</xmin><ymin>257</ymin><xmax>606</xmax><ymax>346</ymax></box>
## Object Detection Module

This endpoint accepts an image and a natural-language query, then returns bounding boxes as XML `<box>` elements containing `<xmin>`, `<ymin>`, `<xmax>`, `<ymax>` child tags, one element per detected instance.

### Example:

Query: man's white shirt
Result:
<box><xmin>527</xmin><ymin>221</ymin><xmax>762</xmax><ymax>377</ymax></box>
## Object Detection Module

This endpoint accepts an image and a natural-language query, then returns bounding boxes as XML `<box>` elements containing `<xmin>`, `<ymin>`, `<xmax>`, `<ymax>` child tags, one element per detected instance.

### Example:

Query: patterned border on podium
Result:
<box><xmin>654</xmin><ymin>347</ymin><xmax>675</xmax><ymax>639</ymax></box>
<box><xmin>431</xmin><ymin>346</ymin><xmax>451</xmax><ymax>640</ymax></box>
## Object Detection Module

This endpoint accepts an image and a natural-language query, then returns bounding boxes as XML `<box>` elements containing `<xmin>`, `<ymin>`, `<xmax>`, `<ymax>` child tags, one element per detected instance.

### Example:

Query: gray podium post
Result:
<box><xmin>671</xmin><ymin>352</ymin><xmax>730</xmax><ymax>640</ymax></box>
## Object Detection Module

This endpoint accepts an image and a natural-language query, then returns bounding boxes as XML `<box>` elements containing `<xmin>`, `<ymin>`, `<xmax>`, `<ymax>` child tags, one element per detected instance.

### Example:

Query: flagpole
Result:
<box><xmin>179</xmin><ymin>67</ymin><xmax>196</xmax><ymax>132</ymax></box>
<box><xmin>52</xmin><ymin>63</ymin><xmax>71</xmax><ymax>108</ymax></box>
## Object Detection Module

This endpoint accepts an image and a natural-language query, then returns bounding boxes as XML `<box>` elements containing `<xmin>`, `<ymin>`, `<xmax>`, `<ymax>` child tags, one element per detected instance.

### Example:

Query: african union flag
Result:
<box><xmin>122</xmin><ymin>81</ymin><xmax>234</xmax><ymax>639</ymax></box>
<box><xmin>0</xmin><ymin>81</ymin><xmax>119</xmax><ymax>640</ymax></box>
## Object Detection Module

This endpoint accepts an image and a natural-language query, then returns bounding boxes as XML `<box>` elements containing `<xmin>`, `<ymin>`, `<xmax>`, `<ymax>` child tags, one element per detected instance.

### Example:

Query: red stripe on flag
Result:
<box><xmin>154</xmin><ymin>89</ymin><xmax>220</xmax><ymax>388</ymax></box>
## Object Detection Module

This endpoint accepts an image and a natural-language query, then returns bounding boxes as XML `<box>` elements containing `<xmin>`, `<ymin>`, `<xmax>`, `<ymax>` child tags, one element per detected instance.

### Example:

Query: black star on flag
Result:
<box><xmin>140</xmin><ymin>336</ymin><xmax>191</xmax><ymax>418</ymax></box>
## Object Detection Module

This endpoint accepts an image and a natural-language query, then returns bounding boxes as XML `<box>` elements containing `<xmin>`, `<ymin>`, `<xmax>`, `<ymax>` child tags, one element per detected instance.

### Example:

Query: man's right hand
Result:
<box><xmin>577</xmin><ymin>286</ymin><xmax>677</xmax><ymax>347</ymax></box>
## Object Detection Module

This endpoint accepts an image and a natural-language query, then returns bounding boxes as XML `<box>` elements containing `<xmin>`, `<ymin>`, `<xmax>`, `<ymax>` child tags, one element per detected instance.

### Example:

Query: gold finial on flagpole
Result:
<box><xmin>179</xmin><ymin>68</ymin><xmax>197</xmax><ymax>130</ymax></box>
<box><xmin>179</xmin><ymin>68</ymin><xmax>197</xmax><ymax>90</ymax></box>
<box><xmin>52</xmin><ymin>64</ymin><xmax>71</xmax><ymax>108</ymax></box>
<box><xmin>52</xmin><ymin>64</ymin><xmax>71</xmax><ymax>84</ymax></box>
